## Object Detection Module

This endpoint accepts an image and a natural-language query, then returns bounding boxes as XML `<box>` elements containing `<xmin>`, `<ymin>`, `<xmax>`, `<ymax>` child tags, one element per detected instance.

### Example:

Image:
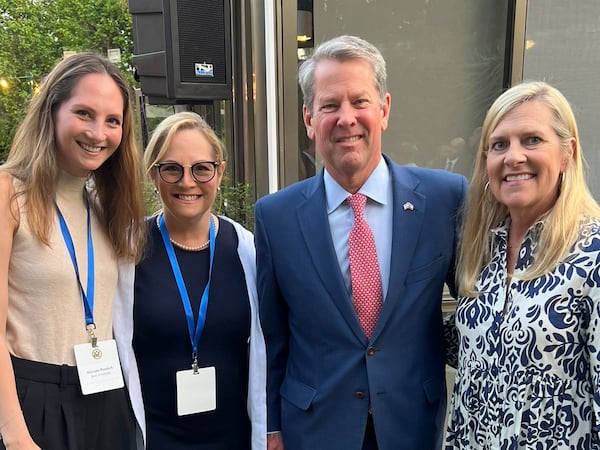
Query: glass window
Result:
<box><xmin>522</xmin><ymin>0</ymin><xmax>600</xmax><ymax>199</ymax></box>
<box><xmin>297</xmin><ymin>0</ymin><xmax>509</xmax><ymax>181</ymax></box>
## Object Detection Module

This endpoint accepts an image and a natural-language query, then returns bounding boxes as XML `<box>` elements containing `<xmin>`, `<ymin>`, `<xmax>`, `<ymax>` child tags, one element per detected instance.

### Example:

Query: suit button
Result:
<box><xmin>355</xmin><ymin>391</ymin><xmax>366</xmax><ymax>399</ymax></box>
<box><xmin>367</xmin><ymin>347</ymin><xmax>377</xmax><ymax>356</ymax></box>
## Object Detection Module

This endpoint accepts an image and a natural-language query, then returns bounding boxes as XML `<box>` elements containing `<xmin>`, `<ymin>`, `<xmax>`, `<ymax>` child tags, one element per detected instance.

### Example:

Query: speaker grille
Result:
<box><xmin>177</xmin><ymin>0</ymin><xmax>228</xmax><ymax>85</ymax></box>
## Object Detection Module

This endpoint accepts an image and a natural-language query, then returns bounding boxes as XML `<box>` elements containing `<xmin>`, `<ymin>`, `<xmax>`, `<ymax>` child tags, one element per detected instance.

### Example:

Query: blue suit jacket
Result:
<box><xmin>256</xmin><ymin>156</ymin><xmax>467</xmax><ymax>450</ymax></box>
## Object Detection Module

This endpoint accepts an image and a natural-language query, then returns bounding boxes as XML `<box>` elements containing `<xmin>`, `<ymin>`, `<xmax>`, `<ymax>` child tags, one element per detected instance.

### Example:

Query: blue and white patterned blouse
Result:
<box><xmin>445</xmin><ymin>219</ymin><xmax>600</xmax><ymax>449</ymax></box>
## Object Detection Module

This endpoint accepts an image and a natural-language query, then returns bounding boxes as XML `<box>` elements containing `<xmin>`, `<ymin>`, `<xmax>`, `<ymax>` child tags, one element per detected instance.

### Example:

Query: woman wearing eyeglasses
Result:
<box><xmin>132</xmin><ymin>111</ymin><xmax>266</xmax><ymax>449</ymax></box>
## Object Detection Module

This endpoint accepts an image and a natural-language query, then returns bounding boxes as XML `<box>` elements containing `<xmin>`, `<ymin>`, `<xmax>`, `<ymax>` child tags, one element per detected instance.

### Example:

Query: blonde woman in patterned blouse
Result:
<box><xmin>446</xmin><ymin>81</ymin><xmax>600</xmax><ymax>449</ymax></box>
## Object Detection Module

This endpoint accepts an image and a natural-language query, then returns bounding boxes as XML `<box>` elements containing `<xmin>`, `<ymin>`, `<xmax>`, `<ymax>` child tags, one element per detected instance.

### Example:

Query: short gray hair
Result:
<box><xmin>298</xmin><ymin>35</ymin><xmax>387</xmax><ymax>113</ymax></box>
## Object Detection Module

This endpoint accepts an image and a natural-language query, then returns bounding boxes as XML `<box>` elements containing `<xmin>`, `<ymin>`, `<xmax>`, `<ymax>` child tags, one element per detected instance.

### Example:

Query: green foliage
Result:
<box><xmin>142</xmin><ymin>180</ymin><xmax>161</xmax><ymax>217</ymax></box>
<box><xmin>0</xmin><ymin>0</ymin><xmax>134</xmax><ymax>160</ymax></box>
<box><xmin>214</xmin><ymin>177</ymin><xmax>255</xmax><ymax>232</ymax></box>
<box><xmin>143</xmin><ymin>177</ymin><xmax>256</xmax><ymax>232</ymax></box>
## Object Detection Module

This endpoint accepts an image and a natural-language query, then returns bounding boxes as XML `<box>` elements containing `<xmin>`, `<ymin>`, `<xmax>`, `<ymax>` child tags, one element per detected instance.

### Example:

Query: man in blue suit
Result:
<box><xmin>255</xmin><ymin>35</ymin><xmax>467</xmax><ymax>450</ymax></box>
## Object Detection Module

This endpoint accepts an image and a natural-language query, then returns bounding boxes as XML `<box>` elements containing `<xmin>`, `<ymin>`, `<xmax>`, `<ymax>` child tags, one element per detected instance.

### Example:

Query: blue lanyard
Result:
<box><xmin>55</xmin><ymin>192</ymin><xmax>95</xmax><ymax>329</ymax></box>
<box><xmin>158</xmin><ymin>214</ymin><xmax>215</xmax><ymax>365</ymax></box>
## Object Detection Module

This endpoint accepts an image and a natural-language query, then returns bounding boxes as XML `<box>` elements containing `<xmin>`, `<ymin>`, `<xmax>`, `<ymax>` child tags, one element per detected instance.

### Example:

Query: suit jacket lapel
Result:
<box><xmin>296</xmin><ymin>173</ymin><xmax>366</xmax><ymax>342</ymax></box>
<box><xmin>372</xmin><ymin>161</ymin><xmax>426</xmax><ymax>340</ymax></box>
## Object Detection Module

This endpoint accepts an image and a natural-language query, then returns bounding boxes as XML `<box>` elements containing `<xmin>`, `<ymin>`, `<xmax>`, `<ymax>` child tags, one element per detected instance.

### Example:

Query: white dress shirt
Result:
<box><xmin>324</xmin><ymin>156</ymin><xmax>393</xmax><ymax>300</ymax></box>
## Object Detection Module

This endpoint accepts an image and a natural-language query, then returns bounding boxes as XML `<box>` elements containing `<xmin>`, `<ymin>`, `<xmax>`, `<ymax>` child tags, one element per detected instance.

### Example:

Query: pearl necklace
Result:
<box><xmin>170</xmin><ymin>237</ymin><xmax>210</xmax><ymax>252</ymax></box>
<box><xmin>157</xmin><ymin>214</ymin><xmax>218</xmax><ymax>252</ymax></box>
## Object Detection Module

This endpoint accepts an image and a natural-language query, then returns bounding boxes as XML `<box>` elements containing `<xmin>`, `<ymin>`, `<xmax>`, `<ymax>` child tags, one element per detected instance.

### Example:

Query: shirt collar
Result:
<box><xmin>324</xmin><ymin>156</ymin><xmax>390</xmax><ymax>214</ymax></box>
<box><xmin>490</xmin><ymin>216</ymin><xmax>546</xmax><ymax>242</ymax></box>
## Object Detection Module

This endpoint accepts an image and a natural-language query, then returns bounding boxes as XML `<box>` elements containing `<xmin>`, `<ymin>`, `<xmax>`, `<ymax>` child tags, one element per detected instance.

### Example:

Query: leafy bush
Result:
<box><xmin>214</xmin><ymin>177</ymin><xmax>255</xmax><ymax>232</ymax></box>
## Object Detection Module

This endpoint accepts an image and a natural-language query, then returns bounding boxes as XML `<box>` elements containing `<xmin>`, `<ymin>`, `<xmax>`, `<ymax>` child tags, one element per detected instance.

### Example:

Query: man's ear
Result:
<box><xmin>303</xmin><ymin>104</ymin><xmax>315</xmax><ymax>140</ymax></box>
<box><xmin>381</xmin><ymin>93</ymin><xmax>391</xmax><ymax>131</ymax></box>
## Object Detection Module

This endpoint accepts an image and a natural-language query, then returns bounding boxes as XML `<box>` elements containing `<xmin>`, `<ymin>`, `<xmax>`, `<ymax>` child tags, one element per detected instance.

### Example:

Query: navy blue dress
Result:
<box><xmin>133</xmin><ymin>217</ymin><xmax>251</xmax><ymax>449</ymax></box>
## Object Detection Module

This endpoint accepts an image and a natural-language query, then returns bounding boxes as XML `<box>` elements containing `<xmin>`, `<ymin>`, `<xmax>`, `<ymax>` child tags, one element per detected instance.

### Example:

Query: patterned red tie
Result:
<box><xmin>347</xmin><ymin>193</ymin><xmax>383</xmax><ymax>339</ymax></box>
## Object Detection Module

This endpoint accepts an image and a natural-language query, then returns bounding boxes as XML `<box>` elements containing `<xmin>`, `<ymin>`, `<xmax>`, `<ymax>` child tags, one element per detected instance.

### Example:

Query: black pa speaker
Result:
<box><xmin>129</xmin><ymin>0</ymin><xmax>232</xmax><ymax>103</ymax></box>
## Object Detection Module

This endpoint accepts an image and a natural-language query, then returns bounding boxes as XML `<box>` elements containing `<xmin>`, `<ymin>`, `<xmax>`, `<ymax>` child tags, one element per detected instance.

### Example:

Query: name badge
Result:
<box><xmin>176</xmin><ymin>366</ymin><xmax>216</xmax><ymax>416</ymax></box>
<box><xmin>73</xmin><ymin>339</ymin><xmax>124</xmax><ymax>395</ymax></box>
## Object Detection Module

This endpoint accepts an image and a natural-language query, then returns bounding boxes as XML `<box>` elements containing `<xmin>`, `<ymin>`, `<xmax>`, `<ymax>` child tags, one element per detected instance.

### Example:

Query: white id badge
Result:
<box><xmin>176</xmin><ymin>366</ymin><xmax>216</xmax><ymax>416</ymax></box>
<box><xmin>73</xmin><ymin>339</ymin><xmax>124</xmax><ymax>395</ymax></box>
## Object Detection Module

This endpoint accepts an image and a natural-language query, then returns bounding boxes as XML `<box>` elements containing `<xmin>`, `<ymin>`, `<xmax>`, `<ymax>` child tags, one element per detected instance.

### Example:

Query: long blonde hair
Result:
<box><xmin>1</xmin><ymin>52</ymin><xmax>147</xmax><ymax>262</ymax></box>
<box><xmin>457</xmin><ymin>81</ymin><xmax>600</xmax><ymax>296</ymax></box>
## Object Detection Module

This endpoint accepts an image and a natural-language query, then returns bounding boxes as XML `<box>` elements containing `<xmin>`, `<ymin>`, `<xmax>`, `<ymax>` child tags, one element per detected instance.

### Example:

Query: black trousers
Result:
<box><xmin>362</xmin><ymin>413</ymin><xmax>379</xmax><ymax>450</ymax></box>
<box><xmin>2</xmin><ymin>355</ymin><xmax>136</xmax><ymax>450</ymax></box>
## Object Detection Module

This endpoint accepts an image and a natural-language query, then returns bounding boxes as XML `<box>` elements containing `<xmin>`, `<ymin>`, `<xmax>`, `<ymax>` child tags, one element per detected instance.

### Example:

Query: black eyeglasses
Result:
<box><xmin>153</xmin><ymin>161</ymin><xmax>221</xmax><ymax>184</ymax></box>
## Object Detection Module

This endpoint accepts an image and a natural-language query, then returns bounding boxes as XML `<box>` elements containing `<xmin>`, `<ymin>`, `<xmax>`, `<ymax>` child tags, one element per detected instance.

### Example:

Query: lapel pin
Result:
<box><xmin>403</xmin><ymin>202</ymin><xmax>414</xmax><ymax>211</ymax></box>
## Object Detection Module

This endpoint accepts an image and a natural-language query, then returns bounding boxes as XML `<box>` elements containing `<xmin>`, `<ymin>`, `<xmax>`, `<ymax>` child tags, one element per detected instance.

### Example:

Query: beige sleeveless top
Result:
<box><xmin>7</xmin><ymin>171</ymin><xmax>118</xmax><ymax>365</ymax></box>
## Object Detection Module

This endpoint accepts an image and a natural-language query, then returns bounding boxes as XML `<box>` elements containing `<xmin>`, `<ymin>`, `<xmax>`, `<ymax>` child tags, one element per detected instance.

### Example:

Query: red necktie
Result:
<box><xmin>347</xmin><ymin>194</ymin><xmax>383</xmax><ymax>339</ymax></box>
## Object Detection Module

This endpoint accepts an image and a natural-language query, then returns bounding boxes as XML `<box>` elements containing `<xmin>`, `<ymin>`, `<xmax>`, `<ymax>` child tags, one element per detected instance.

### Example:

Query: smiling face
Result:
<box><xmin>486</xmin><ymin>100</ymin><xmax>574</xmax><ymax>224</ymax></box>
<box><xmin>54</xmin><ymin>73</ymin><xmax>124</xmax><ymax>177</ymax></box>
<box><xmin>153</xmin><ymin>127</ymin><xmax>225</xmax><ymax>225</ymax></box>
<box><xmin>303</xmin><ymin>58</ymin><xmax>390</xmax><ymax>192</ymax></box>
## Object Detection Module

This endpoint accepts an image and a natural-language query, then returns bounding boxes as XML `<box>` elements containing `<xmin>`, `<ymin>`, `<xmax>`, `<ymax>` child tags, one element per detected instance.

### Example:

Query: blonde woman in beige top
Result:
<box><xmin>0</xmin><ymin>53</ymin><xmax>146</xmax><ymax>450</ymax></box>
